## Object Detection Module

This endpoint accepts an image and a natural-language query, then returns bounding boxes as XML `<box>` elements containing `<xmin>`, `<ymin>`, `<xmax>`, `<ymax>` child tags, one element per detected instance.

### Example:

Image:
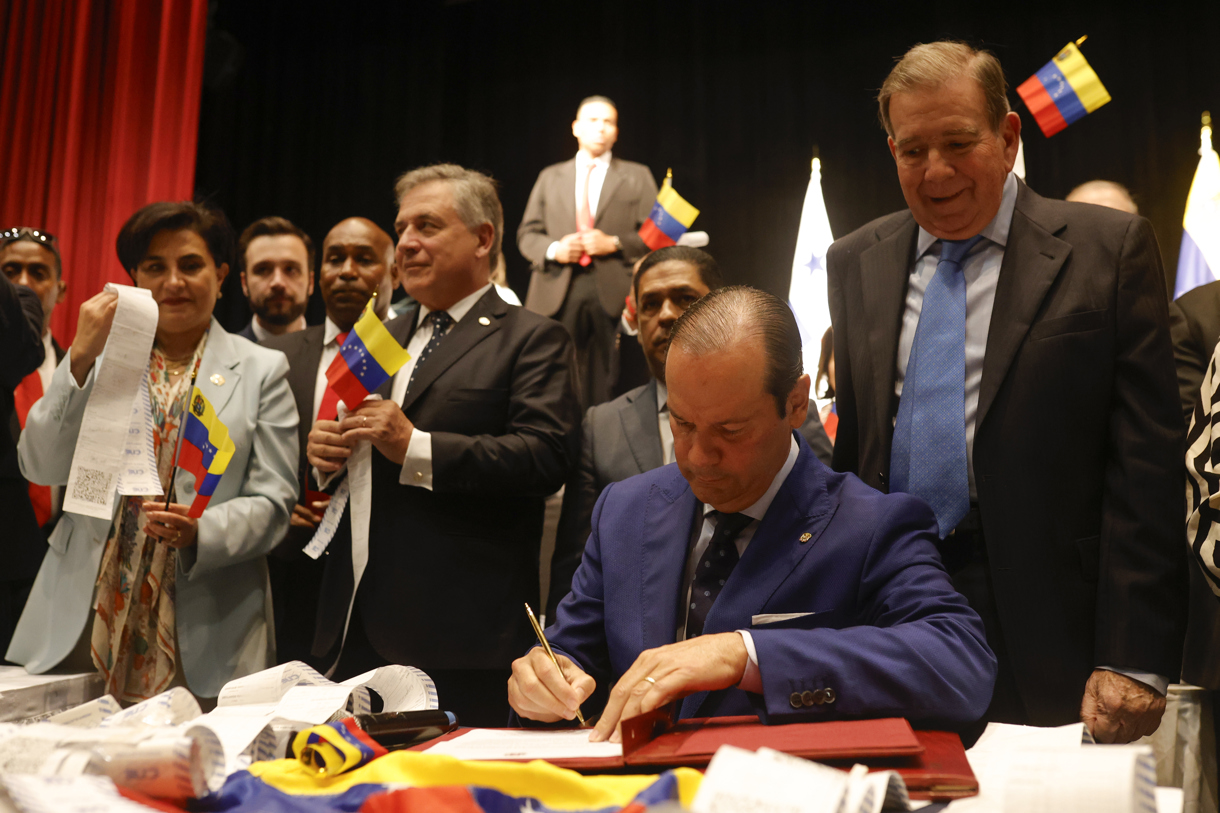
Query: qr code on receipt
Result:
<box><xmin>71</xmin><ymin>468</ymin><xmax>113</xmax><ymax>505</ymax></box>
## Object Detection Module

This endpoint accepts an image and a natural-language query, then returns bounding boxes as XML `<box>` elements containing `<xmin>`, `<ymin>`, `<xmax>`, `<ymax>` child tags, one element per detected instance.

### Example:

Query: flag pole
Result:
<box><xmin>165</xmin><ymin>360</ymin><xmax>202</xmax><ymax>510</ymax></box>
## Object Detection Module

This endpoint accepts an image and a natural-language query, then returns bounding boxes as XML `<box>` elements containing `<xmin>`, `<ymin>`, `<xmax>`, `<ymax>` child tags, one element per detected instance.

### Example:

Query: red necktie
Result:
<box><xmin>316</xmin><ymin>332</ymin><xmax>349</xmax><ymax>422</ymax></box>
<box><xmin>14</xmin><ymin>371</ymin><xmax>51</xmax><ymax>526</ymax></box>
<box><xmin>577</xmin><ymin>162</ymin><xmax>595</xmax><ymax>267</ymax></box>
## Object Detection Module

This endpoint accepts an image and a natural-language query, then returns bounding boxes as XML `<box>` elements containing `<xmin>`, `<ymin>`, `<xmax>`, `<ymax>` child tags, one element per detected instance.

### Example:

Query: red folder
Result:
<box><xmin>419</xmin><ymin>713</ymin><xmax>923</xmax><ymax>771</ymax></box>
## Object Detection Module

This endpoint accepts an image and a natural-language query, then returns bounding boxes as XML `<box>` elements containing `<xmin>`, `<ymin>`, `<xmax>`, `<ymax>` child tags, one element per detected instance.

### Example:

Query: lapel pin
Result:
<box><xmin>210</xmin><ymin>374</ymin><xmax>225</xmax><ymax>386</ymax></box>
<box><xmin>799</xmin><ymin>532</ymin><xmax>812</xmax><ymax>543</ymax></box>
<box><xmin>478</xmin><ymin>316</ymin><xmax>491</xmax><ymax>326</ymax></box>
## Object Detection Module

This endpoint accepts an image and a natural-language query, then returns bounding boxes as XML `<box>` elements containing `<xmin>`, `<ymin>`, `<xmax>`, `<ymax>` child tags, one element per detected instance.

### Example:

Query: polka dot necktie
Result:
<box><xmin>405</xmin><ymin>311</ymin><xmax>453</xmax><ymax>396</ymax></box>
<box><xmin>685</xmin><ymin>511</ymin><xmax>754</xmax><ymax>639</ymax></box>
<box><xmin>889</xmin><ymin>235</ymin><xmax>983</xmax><ymax>539</ymax></box>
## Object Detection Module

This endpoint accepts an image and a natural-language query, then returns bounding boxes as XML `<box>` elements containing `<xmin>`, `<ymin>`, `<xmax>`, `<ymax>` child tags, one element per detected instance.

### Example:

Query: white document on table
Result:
<box><xmin>425</xmin><ymin>728</ymin><xmax>622</xmax><ymax>761</ymax></box>
<box><xmin>62</xmin><ymin>284</ymin><xmax>160</xmax><ymax>519</ymax></box>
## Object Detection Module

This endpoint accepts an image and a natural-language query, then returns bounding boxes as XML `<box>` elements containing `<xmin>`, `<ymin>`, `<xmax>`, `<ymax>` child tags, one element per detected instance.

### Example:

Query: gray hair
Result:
<box><xmin>878</xmin><ymin>41</ymin><xmax>1010</xmax><ymax>138</ymax></box>
<box><xmin>1066</xmin><ymin>180</ymin><xmax>1139</xmax><ymax>214</ymax></box>
<box><xmin>394</xmin><ymin>163</ymin><xmax>503</xmax><ymax>273</ymax></box>
<box><xmin>669</xmin><ymin>286</ymin><xmax>804</xmax><ymax>417</ymax></box>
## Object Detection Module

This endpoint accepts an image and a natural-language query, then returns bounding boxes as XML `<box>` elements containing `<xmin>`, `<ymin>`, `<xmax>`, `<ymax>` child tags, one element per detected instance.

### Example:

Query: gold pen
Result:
<box><xmin>524</xmin><ymin>602</ymin><xmax>586</xmax><ymax>726</ymax></box>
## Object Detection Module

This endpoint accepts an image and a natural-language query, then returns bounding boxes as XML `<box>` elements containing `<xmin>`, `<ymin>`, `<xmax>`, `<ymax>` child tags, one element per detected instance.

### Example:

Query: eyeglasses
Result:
<box><xmin>1</xmin><ymin>227</ymin><xmax>59</xmax><ymax>249</ymax></box>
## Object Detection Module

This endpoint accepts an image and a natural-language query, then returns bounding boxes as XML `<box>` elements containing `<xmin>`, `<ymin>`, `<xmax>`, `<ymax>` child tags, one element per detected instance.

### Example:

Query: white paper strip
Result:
<box><xmin>62</xmin><ymin>284</ymin><xmax>159</xmax><ymax>519</ymax></box>
<box><xmin>114</xmin><ymin>373</ymin><xmax>162</xmax><ymax>496</ymax></box>
<box><xmin>303</xmin><ymin>478</ymin><xmax>349</xmax><ymax>560</ymax></box>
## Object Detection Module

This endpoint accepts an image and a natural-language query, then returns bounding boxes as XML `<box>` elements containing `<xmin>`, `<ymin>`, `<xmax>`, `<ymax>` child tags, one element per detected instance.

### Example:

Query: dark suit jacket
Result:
<box><xmin>237</xmin><ymin>320</ymin><xmax>258</xmax><ymax>342</ymax></box>
<box><xmin>1168</xmin><ymin>282</ymin><xmax>1220</xmax><ymax>687</ymax></box>
<box><xmin>1169</xmin><ymin>280</ymin><xmax>1220</xmax><ymax>424</ymax></box>
<box><xmin>260</xmin><ymin>325</ymin><xmax>328</xmax><ymax>667</ymax></box>
<box><xmin>828</xmin><ymin>181</ymin><xmax>1187</xmax><ymax>725</ymax></box>
<box><xmin>518</xmin><ymin>157</ymin><xmax>657</xmax><ymax>318</ymax></box>
<box><xmin>547</xmin><ymin>434</ymin><xmax>996</xmax><ymax>728</ymax></box>
<box><xmin>548</xmin><ymin>379</ymin><xmax>836</xmax><ymax>619</ymax></box>
<box><xmin>314</xmin><ymin>289</ymin><xmax>581</xmax><ymax>670</ymax></box>
<box><xmin>0</xmin><ymin>280</ymin><xmax>45</xmax><ymax>583</ymax></box>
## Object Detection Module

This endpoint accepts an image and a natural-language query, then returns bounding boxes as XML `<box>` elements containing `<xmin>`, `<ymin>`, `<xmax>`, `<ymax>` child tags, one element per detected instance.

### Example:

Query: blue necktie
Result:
<box><xmin>890</xmin><ymin>235</ymin><xmax>983</xmax><ymax>538</ymax></box>
<box><xmin>405</xmin><ymin>311</ymin><xmax>453</xmax><ymax>396</ymax></box>
<box><xmin>685</xmin><ymin>511</ymin><xmax>753</xmax><ymax>640</ymax></box>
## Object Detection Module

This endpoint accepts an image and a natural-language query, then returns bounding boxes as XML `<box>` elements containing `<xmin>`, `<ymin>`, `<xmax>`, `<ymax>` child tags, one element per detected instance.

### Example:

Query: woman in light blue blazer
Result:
<box><xmin>7</xmin><ymin>201</ymin><xmax>298</xmax><ymax>701</ymax></box>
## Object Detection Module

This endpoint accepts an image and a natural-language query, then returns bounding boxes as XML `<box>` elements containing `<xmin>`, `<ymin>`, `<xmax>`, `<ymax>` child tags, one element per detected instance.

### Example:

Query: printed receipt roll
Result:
<box><xmin>40</xmin><ymin>727</ymin><xmax>225</xmax><ymax>801</ymax></box>
<box><xmin>61</xmin><ymin>284</ymin><xmax>161</xmax><ymax>519</ymax></box>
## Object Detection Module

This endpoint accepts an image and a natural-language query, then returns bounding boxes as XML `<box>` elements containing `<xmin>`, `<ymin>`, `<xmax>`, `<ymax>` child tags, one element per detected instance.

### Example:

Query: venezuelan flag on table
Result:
<box><xmin>1173</xmin><ymin>115</ymin><xmax>1220</xmax><ymax>298</ymax></box>
<box><xmin>1017</xmin><ymin>39</ymin><xmax>1111</xmax><ymax>138</ymax></box>
<box><xmin>638</xmin><ymin>170</ymin><xmax>700</xmax><ymax>250</ymax></box>
<box><xmin>325</xmin><ymin>299</ymin><xmax>412</xmax><ymax>410</ymax></box>
<box><xmin>178</xmin><ymin>388</ymin><xmax>236</xmax><ymax>518</ymax></box>
<box><xmin>192</xmin><ymin>749</ymin><xmax>701</xmax><ymax>813</ymax></box>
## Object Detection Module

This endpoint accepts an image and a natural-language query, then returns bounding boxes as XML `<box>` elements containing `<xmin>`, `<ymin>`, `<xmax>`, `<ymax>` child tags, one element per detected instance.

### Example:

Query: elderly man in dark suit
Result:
<box><xmin>828</xmin><ymin>41</ymin><xmax>1185</xmax><ymax>744</ymax></box>
<box><xmin>0</xmin><ymin>229</ymin><xmax>47</xmax><ymax>657</ymax></box>
<box><xmin>548</xmin><ymin>246</ymin><xmax>834</xmax><ymax>619</ymax></box>
<box><xmin>309</xmin><ymin>164</ymin><xmax>580</xmax><ymax>726</ymax></box>
<box><xmin>518</xmin><ymin>96</ymin><xmax>657</xmax><ymax>408</ymax></box>
<box><xmin>261</xmin><ymin>217</ymin><xmax>398</xmax><ymax>667</ymax></box>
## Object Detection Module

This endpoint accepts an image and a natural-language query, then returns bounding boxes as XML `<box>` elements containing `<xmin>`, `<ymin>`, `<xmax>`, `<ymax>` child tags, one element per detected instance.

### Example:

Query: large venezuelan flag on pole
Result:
<box><xmin>638</xmin><ymin>170</ymin><xmax>700</xmax><ymax>250</ymax></box>
<box><xmin>1174</xmin><ymin>114</ymin><xmax>1220</xmax><ymax>299</ymax></box>
<box><xmin>325</xmin><ymin>298</ymin><xmax>412</xmax><ymax>410</ymax></box>
<box><xmin>178</xmin><ymin>388</ymin><xmax>236</xmax><ymax>518</ymax></box>
<box><xmin>1017</xmin><ymin>39</ymin><xmax>1111</xmax><ymax>138</ymax></box>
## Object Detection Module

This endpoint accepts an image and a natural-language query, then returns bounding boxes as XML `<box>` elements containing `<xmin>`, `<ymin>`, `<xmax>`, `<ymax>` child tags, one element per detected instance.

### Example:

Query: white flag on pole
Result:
<box><xmin>787</xmin><ymin>157</ymin><xmax>835</xmax><ymax>404</ymax></box>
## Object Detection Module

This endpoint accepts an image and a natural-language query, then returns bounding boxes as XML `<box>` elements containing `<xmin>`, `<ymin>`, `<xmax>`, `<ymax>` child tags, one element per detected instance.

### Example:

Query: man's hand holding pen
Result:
<box><xmin>508</xmin><ymin>647</ymin><xmax>596</xmax><ymax>724</ymax></box>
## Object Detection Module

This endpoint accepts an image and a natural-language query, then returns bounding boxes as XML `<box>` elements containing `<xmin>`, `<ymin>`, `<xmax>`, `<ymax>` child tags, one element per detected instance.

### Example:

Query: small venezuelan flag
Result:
<box><xmin>325</xmin><ymin>298</ymin><xmax>412</xmax><ymax>410</ymax></box>
<box><xmin>179</xmin><ymin>387</ymin><xmax>236</xmax><ymax>518</ymax></box>
<box><xmin>1017</xmin><ymin>39</ymin><xmax>1111</xmax><ymax>138</ymax></box>
<box><xmin>638</xmin><ymin>170</ymin><xmax>700</xmax><ymax>250</ymax></box>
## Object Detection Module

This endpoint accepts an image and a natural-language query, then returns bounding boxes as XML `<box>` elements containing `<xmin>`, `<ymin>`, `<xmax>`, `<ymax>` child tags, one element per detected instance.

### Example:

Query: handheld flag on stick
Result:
<box><xmin>787</xmin><ymin>153</ymin><xmax>835</xmax><ymax>387</ymax></box>
<box><xmin>1173</xmin><ymin>112</ymin><xmax>1220</xmax><ymax>298</ymax></box>
<box><xmin>178</xmin><ymin>386</ymin><xmax>235</xmax><ymax>518</ymax></box>
<box><xmin>639</xmin><ymin>169</ymin><xmax>700</xmax><ymax>250</ymax></box>
<box><xmin>1017</xmin><ymin>36</ymin><xmax>1111</xmax><ymax>137</ymax></box>
<box><xmin>325</xmin><ymin>296</ymin><xmax>412</xmax><ymax>410</ymax></box>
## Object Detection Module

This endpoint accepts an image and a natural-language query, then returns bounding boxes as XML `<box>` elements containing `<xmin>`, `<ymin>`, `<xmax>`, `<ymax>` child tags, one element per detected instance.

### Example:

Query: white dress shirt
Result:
<box><xmin>390</xmin><ymin>284</ymin><xmax>494</xmax><ymax>490</ymax></box>
<box><xmin>656</xmin><ymin>380</ymin><xmax>674</xmax><ymax>465</ymax></box>
<box><xmin>677</xmin><ymin>436</ymin><xmax>801</xmax><ymax>693</ymax></box>
<box><xmin>35</xmin><ymin>332</ymin><xmax>56</xmax><ymax>393</ymax></box>
<box><xmin>313</xmin><ymin>317</ymin><xmax>349</xmax><ymax>422</ymax></box>
<box><xmin>545</xmin><ymin>150</ymin><xmax>613</xmax><ymax>261</ymax></box>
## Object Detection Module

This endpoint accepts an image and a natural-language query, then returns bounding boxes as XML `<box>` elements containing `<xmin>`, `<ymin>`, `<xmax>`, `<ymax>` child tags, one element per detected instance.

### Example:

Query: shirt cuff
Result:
<box><xmin>545</xmin><ymin>241</ymin><xmax>560</xmax><ymax>262</ymax></box>
<box><xmin>736</xmin><ymin>630</ymin><xmax>763</xmax><ymax>694</ymax></box>
<box><xmin>399</xmin><ymin>429</ymin><xmax>434</xmax><ymax>490</ymax></box>
<box><xmin>1097</xmin><ymin>666</ymin><xmax>1170</xmax><ymax>697</ymax></box>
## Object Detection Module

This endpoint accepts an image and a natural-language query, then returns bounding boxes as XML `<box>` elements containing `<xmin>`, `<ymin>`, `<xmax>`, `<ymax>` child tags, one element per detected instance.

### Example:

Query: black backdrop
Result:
<box><xmin>195</xmin><ymin>0</ymin><xmax>1220</xmax><ymax>332</ymax></box>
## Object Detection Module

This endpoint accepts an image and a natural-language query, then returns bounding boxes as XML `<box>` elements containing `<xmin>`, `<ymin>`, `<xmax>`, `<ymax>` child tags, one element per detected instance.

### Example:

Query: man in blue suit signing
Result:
<box><xmin>508</xmin><ymin>286</ymin><xmax>996</xmax><ymax>741</ymax></box>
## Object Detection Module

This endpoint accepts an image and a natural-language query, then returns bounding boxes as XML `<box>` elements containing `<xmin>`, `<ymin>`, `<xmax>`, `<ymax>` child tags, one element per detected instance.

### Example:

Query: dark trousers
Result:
<box><xmin>940</xmin><ymin>510</ymin><xmax>1029</xmax><ymax>745</ymax></box>
<box><xmin>333</xmin><ymin>601</ymin><xmax>514</xmax><ymax>728</ymax></box>
<box><xmin>554</xmin><ymin>269</ymin><xmax>617</xmax><ymax>410</ymax></box>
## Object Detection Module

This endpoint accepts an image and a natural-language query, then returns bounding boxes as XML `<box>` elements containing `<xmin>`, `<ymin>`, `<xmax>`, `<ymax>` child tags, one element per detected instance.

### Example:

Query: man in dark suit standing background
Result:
<box><xmin>261</xmin><ymin>217</ymin><xmax>398</xmax><ymax>667</ymax></box>
<box><xmin>309</xmin><ymin>164</ymin><xmax>580</xmax><ymax>726</ymax></box>
<box><xmin>518</xmin><ymin>96</ymin><xmax>657</xmax><ymax>408</ymax></box>
<box><xmin>828</xmin><ymin>41</ymin><xmax>1185</xmax><ymax>743</ymax></box>
<box><xmin>236</xmin><ymin>216</ymin><xmax>315</xmax><ymax>342</ymax></box>
<box><xmin>0</xmin><ymin>228</ymin><xmax>46</xmax><ymax>658</ymax></box>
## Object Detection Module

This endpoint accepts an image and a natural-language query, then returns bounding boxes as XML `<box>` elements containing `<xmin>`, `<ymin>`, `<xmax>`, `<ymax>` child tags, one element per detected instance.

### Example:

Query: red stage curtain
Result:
<box><xmin>0</xmin><ymin>0</ymin><xmax>208</xmax><ymax>344</ymax></box>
